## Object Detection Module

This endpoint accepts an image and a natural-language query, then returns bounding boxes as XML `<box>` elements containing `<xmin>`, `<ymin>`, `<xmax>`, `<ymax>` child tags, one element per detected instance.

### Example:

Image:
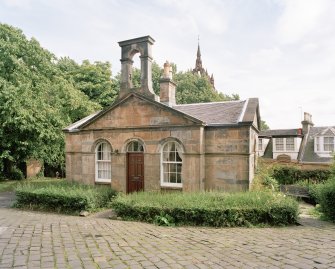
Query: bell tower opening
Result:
<box><xmin>118</xmin><ymin>36</ymin><xmax>159</xmax><ymax>101</ymax></box>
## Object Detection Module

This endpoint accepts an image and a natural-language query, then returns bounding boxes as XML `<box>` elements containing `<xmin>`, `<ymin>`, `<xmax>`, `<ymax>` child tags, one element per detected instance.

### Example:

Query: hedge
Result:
<box><xmin>318</xmin><ymin>179</ymin><xmax>335</xmax><ymax>221</ymax></box>
<box><xmin>15</xmin><ymin>181</ymin><xmax>116</xmax><ymax>213</ymax></box>
<box><xmin>273</xmin><ymin>167</ymin><xmax>331</xmax><ymax>185</ymax></box>
<box><xmin>112</xmin><ymin>191</ymin><xmax>299</xmax><ymax>227</ymax></box>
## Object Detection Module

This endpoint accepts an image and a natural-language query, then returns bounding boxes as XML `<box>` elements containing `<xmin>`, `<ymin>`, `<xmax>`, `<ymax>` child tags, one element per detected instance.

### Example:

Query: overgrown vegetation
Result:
<box><xmin>112</xmin><ymin>191</ymin><xmax>299</xmax><ymax>227</ymax></box>
<box><xmin>272</xmin><ymin>167</ymin><xmax>331</xmax><ymax>185</ymax></box>
<box><xmin>0</xmin><ymin>177</ymin><xmax>60</xmax><ymax>192</ymax></box>
<box><xmin>14</xmin><ymin>180</ymin><xmax>116</xmax><ymax>213</ymax></box>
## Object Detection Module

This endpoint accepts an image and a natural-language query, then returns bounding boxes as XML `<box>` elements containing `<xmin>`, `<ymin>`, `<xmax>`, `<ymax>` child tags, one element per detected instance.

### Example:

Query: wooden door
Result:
<box><xmin>127</xmin><ymin>153</ymin><xmax>144</xmax><ymax>193</ymax></box>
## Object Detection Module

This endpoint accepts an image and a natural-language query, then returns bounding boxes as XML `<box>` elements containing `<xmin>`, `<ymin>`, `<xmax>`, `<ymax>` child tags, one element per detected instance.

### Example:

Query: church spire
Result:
<box><xmin>191</xmin><ymin>36</ymin><xmax>216</xmax><ymax>90</ymax></box>
<box><xmin>193</xmin><ymin>36</ymin><xmax>204</xmax><ymax>75</ymax></box>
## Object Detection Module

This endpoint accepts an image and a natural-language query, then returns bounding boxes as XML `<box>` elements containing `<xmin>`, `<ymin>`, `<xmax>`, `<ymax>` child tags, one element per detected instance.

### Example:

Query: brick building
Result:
<box><xmin>63</xmin><ymin>36</ymin><xmax>260</xmax><ymax>193</ymax></box>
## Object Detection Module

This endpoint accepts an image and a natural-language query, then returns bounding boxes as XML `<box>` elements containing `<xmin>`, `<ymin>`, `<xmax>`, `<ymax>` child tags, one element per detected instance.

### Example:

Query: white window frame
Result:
<box><xmin>275</xmin><ymin>138</ymin><xmax>284</xmax><ymax>151</ymax></box>
<box><xmin>274</xmin><ymin>137</ymin><xmax>296</xmax><ymax>152</ymax></box>
<box><xmin>315</xmin><ymin>136</ymin><xmax>335</xmax><ymax>153</ymax></box>
<box><xmin>160</xmin><ymin>141</ymin><xmax>183</xmax><ymax>188</ymax></box>
<box><xmin>324</xmin><ymin>137</ymin><xmax>334</xmax><ymax>152</ymax></box>
<box><xmin>95</xmin><ymin>142</ymin><xmax>112</xmax><ymax>183</ymax></box>
<box><xmin>286</xmin><ymin>137</ymin><xmax>295</xmax><ymax>151</ymax></box>
<box><xmin>258</xmin><ymin>138</ymin><xmax>263</xmax><ymax>151</ymax></box>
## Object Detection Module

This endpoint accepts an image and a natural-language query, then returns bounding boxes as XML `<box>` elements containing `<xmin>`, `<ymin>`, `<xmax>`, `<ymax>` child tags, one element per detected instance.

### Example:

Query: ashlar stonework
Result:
<box><xmin>63</xmin><ymin>36</ymin><xmax>260</xmax><ymax>193</ymax></box>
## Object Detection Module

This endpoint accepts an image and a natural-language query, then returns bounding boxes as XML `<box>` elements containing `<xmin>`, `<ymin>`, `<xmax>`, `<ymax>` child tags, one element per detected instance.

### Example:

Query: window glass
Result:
<box><xmin>324</xmin><ymin>137</ymin><xmax>334</xmax><ymax>151</ymax></box>
<box><xmin>258</xmin><ymin>139</ymin><xmax>263</xmax><ymax>151</ymax></box>
<box><xmin>127</xmin><ymin>141</ymin><xmax>144</xmax><ymax>152</ymax></box>
<box><xmin>275</xmin><ymin>138</ymin><xmax>284</xmax><ymax>151</ymax></box>
<box><xmin>96</xmin><ymin>142</ymin><xmax>111</xmax><ymax>182</ymax></box>
<box><xmin>286</xmin><ymin>138</ymin><xmax>295</xmax><ymax>151</ymax></box>
<box><xmin>161</xmin><ymin>141</ymin><xmax>183</xmax><ymax>186</ymax></box>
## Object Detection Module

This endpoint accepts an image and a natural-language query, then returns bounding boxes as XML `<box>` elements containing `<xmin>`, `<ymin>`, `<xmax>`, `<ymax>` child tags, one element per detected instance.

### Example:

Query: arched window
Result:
<box><xmin>161</xmin><ymin>141</ymin><xmax>183</xmax><ymax>188</ymax></box>
<box><xmin>95</xmin><ymin>142</ymin><xmax>111</xmax><ymax>183</ymax></box>
<box><xmin>127</xmin><ymin>140</ymin><xmax>144</xmax><ymax>152</ymax></box>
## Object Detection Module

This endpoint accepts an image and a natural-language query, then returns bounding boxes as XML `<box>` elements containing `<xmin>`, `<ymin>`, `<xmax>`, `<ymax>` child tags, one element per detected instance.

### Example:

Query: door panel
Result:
<box><xmin>127</xmin><ymin>153</ymin><xmax>144</xmax><ymax>193</ymax></box>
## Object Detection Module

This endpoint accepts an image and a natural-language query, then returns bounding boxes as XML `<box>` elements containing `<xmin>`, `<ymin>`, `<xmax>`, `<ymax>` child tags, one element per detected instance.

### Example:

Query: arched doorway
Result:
<box><xmin>126</xmin><ymin>140</ymin><xmax>144</xmax><ymax>193</ymax></box>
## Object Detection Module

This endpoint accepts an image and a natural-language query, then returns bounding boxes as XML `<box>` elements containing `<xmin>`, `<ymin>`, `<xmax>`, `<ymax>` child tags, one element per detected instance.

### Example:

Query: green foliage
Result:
<box><xmin>0</xmin><ymin>177</ymin><xmax>58</xmax><ymax>192</ymax></box>
<box><xmin>174</xmin><ymin>71</ymin><xmax>239</xmax><ymax>104</ymax></box>
<box><xmin>58</xmin><ymin>58</ymin><xmax>118</xmax><ymax>107</ymax></box>
<box><xmin>123</xmin><ymin>63</ymin><xmax>239</xmax><ymax>104</ymax></box>
<box><xmin>8</xmin><ymin>166</ymin><xmax>24</xmax><ymax>180</ymax></box>
<box><xmin>261</xmin><ymin>120</ymin><xmax>270</xmax><ymax>130</ymax></box>
<box><xmin>307</xmin><ymin>183</ymin><xmax>324</xmax><ymax>204</ymax></box>
<box><xmin>251</xmin><ymin>160</ymin><xmax>278</xmax><ymax>191</ymax></box>
<box><xmin>272</xmin><ymin>167</ymin><xmax>331</xmax><ymax>185</ymax></box>
<box><xmin>14</xmin><ymin>180</ymin><xmax>116</xmax><ymax>213</ymax></box>
<box><xmin>112</xmin><ymin>191</ymin><xmax>298</xmax><ymax>227</ymax></box>
<box><xmin>0</xmin><ymin>23</ymin><xmax>99</xmax><ymax>176</ymax></box>
<box><xmin>262</xmin><ymin>176</ymin><xmax>279</xmax><ymax>191</ymax></box>
<box><xmin>317</xmin><ymin>179</ymin><xmax>335</xmax><ymax>221</ymax></box>
<box><xmin>154</xmin><ymin>213</ymin><xmax>175</xmax><ymax>226</ymax></box>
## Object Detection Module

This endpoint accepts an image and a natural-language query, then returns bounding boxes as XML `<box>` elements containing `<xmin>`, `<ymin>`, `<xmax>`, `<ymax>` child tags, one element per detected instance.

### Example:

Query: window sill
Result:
<box><xmin>95</xmin><ymin>180</ymin><xmax>111</xmax><ymax>185</ymax></box>
<box><xmin>160</xmin><ymin>183</ymin><xmax>182</xmax><ymax>188</ymax></box>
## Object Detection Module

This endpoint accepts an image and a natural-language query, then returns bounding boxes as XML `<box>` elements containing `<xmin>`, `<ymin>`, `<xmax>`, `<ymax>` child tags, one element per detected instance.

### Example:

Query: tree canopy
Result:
<box><xmin>0</xmin><ymin>23</ymin><xmax>98</xmax><ymax>176</ymax></box>
<box><xmin>57</xmin><ymin>58</ymin><xmax>118</xmax><ymax>107</ymax></box>
<box><xmin>129</xmin><ymin>62</ymin><xmax>239</xmax><ymax>104</ymax></box>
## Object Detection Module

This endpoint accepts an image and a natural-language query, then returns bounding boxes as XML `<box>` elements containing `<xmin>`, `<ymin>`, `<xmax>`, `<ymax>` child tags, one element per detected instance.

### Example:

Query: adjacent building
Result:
<box><xmin>259</xmin><ymin>112</ymin><xmax>334</xmax><ymax>166</ymax></box>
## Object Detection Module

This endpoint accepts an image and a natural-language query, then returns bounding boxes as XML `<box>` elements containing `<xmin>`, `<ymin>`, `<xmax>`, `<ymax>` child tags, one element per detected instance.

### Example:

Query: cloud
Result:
<box><xmin>2</xmin><ymin>0</ymin><xmax>32</xmax><ymax>9</ymax></box>
<box><xmin>249</xmin><ymin>47</ymin><xmax>283</xmax><ymax>67</ymax></box>
<box><xmin>276</xmin><ymin>0</ymin><xmax>329</xmax><ymax>44</ymax></box>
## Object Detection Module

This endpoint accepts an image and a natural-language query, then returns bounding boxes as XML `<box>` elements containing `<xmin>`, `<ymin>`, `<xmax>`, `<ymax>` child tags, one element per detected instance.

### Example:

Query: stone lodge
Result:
<box><xmin>63</xmin><ymin>36</ymin><xmax>260</xmax><ymax>193</ymax></box>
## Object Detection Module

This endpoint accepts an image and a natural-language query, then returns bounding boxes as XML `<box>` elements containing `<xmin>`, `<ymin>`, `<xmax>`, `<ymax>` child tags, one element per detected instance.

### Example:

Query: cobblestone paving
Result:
<box><xmin>0</xmin><ymin>198</ymin><xmax>335</xmax><ymax>268</ymax></box>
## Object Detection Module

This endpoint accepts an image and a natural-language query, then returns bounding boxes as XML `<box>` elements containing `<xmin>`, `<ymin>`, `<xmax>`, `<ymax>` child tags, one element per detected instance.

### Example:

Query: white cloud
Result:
<box><xmin>249</xmin><ymin>47</ymin><xmax>283</xmax><ymax>67</ymax></box>
<box><xmin>276</xmin><ymin>0</ymin><xmax>329</xmax><ymax>44</ymax></box>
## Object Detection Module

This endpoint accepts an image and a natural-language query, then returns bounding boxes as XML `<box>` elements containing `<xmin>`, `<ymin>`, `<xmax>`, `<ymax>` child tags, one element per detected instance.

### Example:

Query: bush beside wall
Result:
<box><xmin>112</xmin><ymin>191</ymin><xmax>299</xmax><ymax>227</ymax></box>
<box><xmin>15</xmin><ymin>181</ymin><xmax>116</xmax><ymax>213</ymax></box>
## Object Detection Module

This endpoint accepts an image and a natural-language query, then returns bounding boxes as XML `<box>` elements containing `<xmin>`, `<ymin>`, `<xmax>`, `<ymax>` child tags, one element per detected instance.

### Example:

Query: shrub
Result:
<box><xmin>112</xmin><ymin>191</ymin><xmax>299</xmax><ymax>227</ymax></box>
<box><xmin>9</xmin><ymin>166</ymin><xmax>25</xmax><ymax>180</ymax></box>
<box><xmin>262</xmin><ymin>176</ymin><xmax>279</xmax><ymax>191</ymax></box>
<box><xmin>251</xmin><ymin>160</ymin><xmax>279</xmax><ymax>191</ymax></box>
<box><xmin>273</xmin><ymin>167</ymin><xmax>331</xmax><ymax>185</ymax></box>
<box><xmin>15</xmin><ymin>181</ymin><xmax>116</xmax><ymax>213</ymax></box>
<box><xmin>317</xmin><ymin>179</ymin><xmax>335</xmax><ymax>221</ymax></box>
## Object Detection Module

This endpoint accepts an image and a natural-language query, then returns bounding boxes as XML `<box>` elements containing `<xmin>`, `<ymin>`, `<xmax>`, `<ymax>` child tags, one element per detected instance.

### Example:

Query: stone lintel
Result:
<box><xmin>118</xmin><ymin>36</ymin><xmax>155</xmax><ymax>47</ymax></box>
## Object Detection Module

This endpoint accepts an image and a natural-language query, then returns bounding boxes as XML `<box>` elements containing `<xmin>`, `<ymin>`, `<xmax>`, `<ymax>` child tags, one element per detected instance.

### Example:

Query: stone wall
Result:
<box><xmin>204</xmin><ymin>126</ymin><xmax>252</xmax><ymax>191</ymax></box>
<box><xmin>65</xmin><ymin>125</ymin><xmax>204</xmax><ymax>192</ymax></box>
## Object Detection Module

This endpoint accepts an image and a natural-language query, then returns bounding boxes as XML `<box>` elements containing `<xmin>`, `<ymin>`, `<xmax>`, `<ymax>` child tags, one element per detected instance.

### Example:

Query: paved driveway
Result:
<box><xmin>0</xmin><ymin>193</ymin><xmax>335</xmax><ymax>269</ymax></box>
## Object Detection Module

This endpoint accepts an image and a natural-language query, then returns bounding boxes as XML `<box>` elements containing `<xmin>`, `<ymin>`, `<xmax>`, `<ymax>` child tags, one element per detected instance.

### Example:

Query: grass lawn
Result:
<box><xmin>0</xmin><ymin>177</ymin><xmax>65</xmax><ymax>192</ymax></box>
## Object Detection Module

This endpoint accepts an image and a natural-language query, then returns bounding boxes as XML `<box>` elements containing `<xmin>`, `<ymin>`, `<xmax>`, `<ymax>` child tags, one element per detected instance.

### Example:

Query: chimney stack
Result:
<box><xmin>159</xmin><ymin>61</ymin><xmax>176</xmax><ymax>107</ymax></box>
<box><xmin>301</xmin><ymin>112</ymin><xmax>314</xmax><ymax>135</ymax></box>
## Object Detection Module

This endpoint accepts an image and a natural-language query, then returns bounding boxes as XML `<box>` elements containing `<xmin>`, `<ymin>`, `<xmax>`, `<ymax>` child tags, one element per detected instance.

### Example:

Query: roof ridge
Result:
<box><xmin>173</xmin><ymin>100</ymin><xmax>244</xmax><ymax>107</ymax></box>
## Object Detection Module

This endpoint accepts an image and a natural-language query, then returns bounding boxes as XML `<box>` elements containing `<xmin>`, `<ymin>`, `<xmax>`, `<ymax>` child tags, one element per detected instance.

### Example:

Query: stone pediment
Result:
<box><xmin>76</xmin><ymin>93</ymin><xmax>203</xmax><ymax>131</ymax></box>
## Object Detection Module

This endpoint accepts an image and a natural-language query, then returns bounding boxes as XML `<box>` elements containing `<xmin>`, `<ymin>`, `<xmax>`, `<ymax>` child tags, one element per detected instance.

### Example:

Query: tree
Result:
<box><xmin>123</xmin><ymin>62</ymin><xmax>239</xmax><ymax>104</ymax></box>
<box><xmin>0</xmin><ymin>23</ymin><xmax>98</xmax><ymax>177</ymax></box>
<box><xmin>174</xmin><ymin>71</ymin><xmax>239</xmax><ymax>104</ymax></box>
<box><xmin>261</xmin><ymin>120</ymin><xmax>270</xmax><ymax>130</ymax></box>
<box><xmin>58</xmin><ymin>58</ymin><xmax>118</xmax><ymax>108</ymax></box>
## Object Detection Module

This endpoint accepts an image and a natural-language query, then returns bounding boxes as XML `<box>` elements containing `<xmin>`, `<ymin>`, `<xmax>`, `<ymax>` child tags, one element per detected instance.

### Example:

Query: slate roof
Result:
<box><xmin>300</xmin><ymin>126</ymin><xmax>335</xmax><ymax>163</ymax></box>
<box><xmin>259</xmin><ymin>129</ymin><xmax>302</xmax><ymax>137</ymax></box>
<box><xmin>172</xmin><ymin>100</ymin><xmax>247</xmax><ymax>125</ymax></box>
<box><xmin>64</xmin><ymin>93</ymin><xmax>259</xmax><ymax>132</ymax></box>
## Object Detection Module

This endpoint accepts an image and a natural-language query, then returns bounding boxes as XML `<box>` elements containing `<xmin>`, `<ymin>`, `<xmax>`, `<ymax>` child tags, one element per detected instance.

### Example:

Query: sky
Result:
<box><xmin>1</xmin><ymin>0</ymin><xmax>334</xmax><ymax>129</ymax></box>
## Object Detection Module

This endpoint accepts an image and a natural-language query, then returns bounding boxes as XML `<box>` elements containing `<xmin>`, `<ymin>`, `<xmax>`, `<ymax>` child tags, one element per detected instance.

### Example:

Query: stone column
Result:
<box><xmin>119</xmin><ymin>58</ymin><xmax>133</xmax><ymax>99</ymax></box>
